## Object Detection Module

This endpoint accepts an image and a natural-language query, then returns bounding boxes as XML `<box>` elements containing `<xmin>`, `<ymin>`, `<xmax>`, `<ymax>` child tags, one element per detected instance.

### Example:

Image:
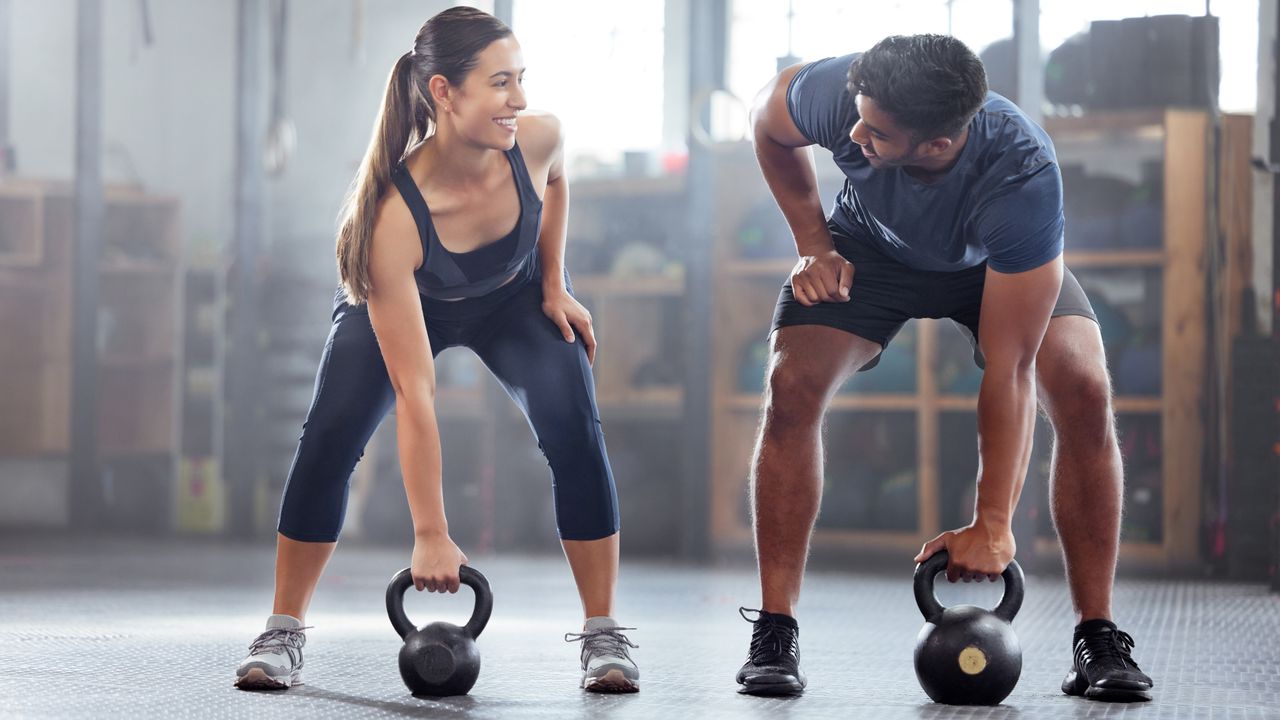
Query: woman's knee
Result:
<box><xmin>558</xmin><ymin>519</ymin><xmax>620</xmax><ymax>542</ymax></box>
<box><xmin>551</xmin><ymin>467</ymin><xmax>619</xmax><ymax>540</ymax></box>
<box><xmin>279</xmin><ymin>399</ymin><xmax>387</xmax><ymax>541</ymax></box>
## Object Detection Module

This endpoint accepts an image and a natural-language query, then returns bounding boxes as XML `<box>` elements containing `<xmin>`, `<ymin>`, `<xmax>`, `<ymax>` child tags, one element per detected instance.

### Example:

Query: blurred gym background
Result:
<box><xmin>0</xmin><ymin>0</ymin><xmax>1275</xmax><ymax>586</ymax></box>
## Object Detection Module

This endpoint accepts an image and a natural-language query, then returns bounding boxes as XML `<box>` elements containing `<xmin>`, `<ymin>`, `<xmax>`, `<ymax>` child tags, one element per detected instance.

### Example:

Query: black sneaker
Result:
<box><xmin>735</xmin><ymin>608</ymin><xmax>806</xmax><ymax>696</ymax></box>
<box><xmin>1062</xmin><ymin>619</ymin><xmax>1153</xmax><ymax>702</ymax></box>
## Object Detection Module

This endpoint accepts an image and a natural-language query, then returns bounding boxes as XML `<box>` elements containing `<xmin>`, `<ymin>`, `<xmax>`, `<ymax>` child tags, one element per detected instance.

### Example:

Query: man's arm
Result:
<box><xmin>751</xmin><ymin>65</ymin><xmax>827</xmax><ymax>255</ymax></box>
<box><xmin>750</xmin><ymin>65</ymin><xmax>851</xmax><ymax>305</ymax></box>
<box><xmin>916</xmin><ymin>256</ymin><xmax>1063</xmax><ymax>580</ymax></box>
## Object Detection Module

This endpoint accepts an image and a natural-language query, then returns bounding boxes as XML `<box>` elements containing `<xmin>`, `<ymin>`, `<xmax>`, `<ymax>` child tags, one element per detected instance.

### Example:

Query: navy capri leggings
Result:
<box><xmin>276</xmin><ymin>273</ymin><xmax>620</xmax><ymax>543</ymax></box>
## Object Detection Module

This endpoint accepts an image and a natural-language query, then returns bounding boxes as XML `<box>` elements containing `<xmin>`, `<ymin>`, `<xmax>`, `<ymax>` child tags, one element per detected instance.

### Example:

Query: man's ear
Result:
<box><xmin>921</xmin><ymin>136</ymin><xmax>953</xmax><ymax>158</ymax></box>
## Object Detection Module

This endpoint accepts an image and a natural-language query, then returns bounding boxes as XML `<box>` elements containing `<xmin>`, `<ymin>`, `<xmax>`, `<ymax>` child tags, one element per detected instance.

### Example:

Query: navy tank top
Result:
<box><xmin>390</xmin><ymin>142</ymin><xmax>543</xmax><ymax>299</ymax></box>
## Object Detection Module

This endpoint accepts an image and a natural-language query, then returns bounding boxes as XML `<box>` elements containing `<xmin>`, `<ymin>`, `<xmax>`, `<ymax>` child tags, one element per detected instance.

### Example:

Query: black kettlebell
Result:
<box><xmin>386</xmin><ymin>565</ymin><xmax>493</xmax><ymax>697</ymax></box>
<box><xmin>912</xmin><ymin>550</ymin><xmax>1024</xmax><ymax>705</ymax></box>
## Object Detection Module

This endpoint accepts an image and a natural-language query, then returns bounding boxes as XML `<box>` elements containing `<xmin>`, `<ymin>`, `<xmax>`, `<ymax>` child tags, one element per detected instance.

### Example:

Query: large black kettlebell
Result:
<box><xmin>386</xmin><ymin>565</ymin><xmax>493</xmax><ymax>697</ymax></box>
<box><xmin>913</xmin><ymin>550</ymin><xmax>1024</xmax><ymax>705</ymax></box>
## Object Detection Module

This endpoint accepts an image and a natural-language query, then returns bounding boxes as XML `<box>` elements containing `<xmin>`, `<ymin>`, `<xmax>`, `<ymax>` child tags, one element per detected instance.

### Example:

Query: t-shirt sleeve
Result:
<box><xmin>975</xmin><ymin>161</ymin><xmax>1065</xmax><ymax>274</ymax></box>
<box><xmin>785</xmin><ymin>54</ymin><xmax>859</xmax><ymax>150</ymax></box>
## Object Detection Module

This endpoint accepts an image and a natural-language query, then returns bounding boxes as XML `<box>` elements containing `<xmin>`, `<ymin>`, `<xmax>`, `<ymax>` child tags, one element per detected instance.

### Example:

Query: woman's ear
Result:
<box><xmin>427</xmin><ymin>74</ymin><xmax>452</xmax><ymax>112</ymax></box>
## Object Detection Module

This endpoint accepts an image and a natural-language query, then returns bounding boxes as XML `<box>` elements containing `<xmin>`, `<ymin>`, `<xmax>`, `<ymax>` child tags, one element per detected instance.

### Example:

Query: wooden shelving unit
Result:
<box><xmin>0</xmin><ymin>184</ymin><xmax>47</xmax><ymax>267</ymax></box>
<box><xmin>1044</xmin><ymin>109</ymin><xmax>1210</xmax><ymax>569</ymax></box>
<box><xmin>708</xmin><ymin>109</ymin><xmax>1214</xmax><ymax>571</ymax></box>
<box><xmin>96</xmin><ymin>192</ymin><xmax>183</xmax><ymax>474</ymax></box>
<box><xmin>559</xmin><ymin>174</ymin><xmax>689</xmax><ymax>427</ymax></box>
<box><xmin>477</xmin><ymin>173</ymin><xmax>691</xmax><ymax>555</ymax></box>
<box><xmin>0</xmin><ymin>181</ymin><xmax>183</xmax><ymax>532</ymax></box>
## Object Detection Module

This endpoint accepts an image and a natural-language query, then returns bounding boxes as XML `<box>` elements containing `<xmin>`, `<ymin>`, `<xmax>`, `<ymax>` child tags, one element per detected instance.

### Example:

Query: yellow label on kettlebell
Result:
<box><xmin>958</xmin><ymin>646</ymin><xmax>988</xmax><ymax>675</ymax></box>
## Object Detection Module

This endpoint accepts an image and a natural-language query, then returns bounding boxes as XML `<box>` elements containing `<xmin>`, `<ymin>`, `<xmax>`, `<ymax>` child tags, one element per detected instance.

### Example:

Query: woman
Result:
<box><xmin>234</xmin><ymin>7</ymin><xmax>638</xmax><ymax>694</ymax></box>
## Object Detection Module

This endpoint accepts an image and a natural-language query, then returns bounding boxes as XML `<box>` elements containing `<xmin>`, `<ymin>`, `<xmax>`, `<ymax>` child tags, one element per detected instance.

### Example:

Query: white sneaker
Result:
<box><xmin>234</xmin><ymin>614</ymin><xmax>308</xmax><ymax>690</ymax></box>
<box><xmin>565</xmin><ymin>616</ymin><xmax>639</xmax><ymax>693</ymax></box>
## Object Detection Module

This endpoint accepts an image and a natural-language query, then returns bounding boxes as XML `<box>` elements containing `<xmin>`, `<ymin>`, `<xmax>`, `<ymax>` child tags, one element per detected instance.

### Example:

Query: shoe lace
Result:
<box><xmin>740</xmin><ymin>607</ymin><xmax>798</xmax><ymax>665</ymax></box>
<box><xmin>564</xmin><ymin>627</ymin><xmax>639</xmax><ymax>669</ymax></box>
<box><xmin>1079</xmin><ymin>628</ymin><xmax>1141</xmax><ymax>671</ymax></box>
<box><xmin>248</xmin><ymin>627</ymin><xmax>310</xmax><ymax>661</ymax></box>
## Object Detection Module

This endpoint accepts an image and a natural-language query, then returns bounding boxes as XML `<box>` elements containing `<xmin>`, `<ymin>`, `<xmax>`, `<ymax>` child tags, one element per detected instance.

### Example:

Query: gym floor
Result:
<box><xmin>0</xmin><ymin>536</ymin><xmax>1276</xmax><ymax>719</ymax></box>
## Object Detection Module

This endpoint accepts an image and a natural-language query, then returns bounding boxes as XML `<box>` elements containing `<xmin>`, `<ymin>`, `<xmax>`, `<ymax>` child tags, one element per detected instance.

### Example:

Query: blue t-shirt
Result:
<box><xmin>786</xmin><ymin>53</ymin><xmax>1064</xmax><ymax>274</ymax></box>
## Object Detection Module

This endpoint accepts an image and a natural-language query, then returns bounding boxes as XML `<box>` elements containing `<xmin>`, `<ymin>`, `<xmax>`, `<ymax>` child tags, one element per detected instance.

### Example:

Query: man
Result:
<box><xmin>736</xmin><ymin>34</ymin><xmax>1153</xmax><ymax>703</ymax></box>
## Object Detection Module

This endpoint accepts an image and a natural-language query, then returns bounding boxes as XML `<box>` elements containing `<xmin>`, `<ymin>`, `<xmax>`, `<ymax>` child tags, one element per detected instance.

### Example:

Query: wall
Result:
<box><xmin>270</xmin><ymin>0</ymin><xmax>453</xmax><ymax>277</ymax></box>
<box><xmin>8</xmin><ymin>0</ymin><xmax>458</xmax><ymax>268</ymax></box>
<box><xmin>11</xmin><ymin>0</ymin><xmax>236</xmax><ymax>254</ymax></box>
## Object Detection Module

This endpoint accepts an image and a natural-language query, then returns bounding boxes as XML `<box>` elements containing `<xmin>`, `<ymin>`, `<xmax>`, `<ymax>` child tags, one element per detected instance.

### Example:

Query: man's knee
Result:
<box><xmin>1041</xmin><ymin>360</ymin><xmax>1115</xmax><ymax>447</ymax></box>
<box><xmin>763</xmin><ymin>358</ymin><xmax>829</xmax><ymax>430</ymax></box>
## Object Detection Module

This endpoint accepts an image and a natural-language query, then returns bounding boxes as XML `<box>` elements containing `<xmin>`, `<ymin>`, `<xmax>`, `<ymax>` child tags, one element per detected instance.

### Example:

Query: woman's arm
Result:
<box><xmin>521</xmin><ymin>113</ymin><xmax>597</xmax><ymax>364</ymax></box>
<box><xmin>366</xmin><ymin>197</ymin><xmax>467</xmax><ymax>593</ymax></box>
<box><xmin>534</xmin><ymin>115</ymin><xmax>569</xmax><ymax>293</ymax></box>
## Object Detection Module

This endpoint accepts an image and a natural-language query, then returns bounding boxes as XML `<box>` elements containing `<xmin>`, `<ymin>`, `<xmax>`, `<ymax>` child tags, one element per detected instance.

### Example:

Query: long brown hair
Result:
<box><xmin>335</xmin><ymin>6</ymin><xmax>513</xmax><ymax>305</ymax></box>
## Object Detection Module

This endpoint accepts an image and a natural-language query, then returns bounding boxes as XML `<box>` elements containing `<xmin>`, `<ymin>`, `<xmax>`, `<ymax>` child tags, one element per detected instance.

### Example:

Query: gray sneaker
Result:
<box><xmin>234</xmin><ymin>614</ymin><xmax>308</xmax><ymax>690</ymax></box>
<box><xmin>565</xmin><ymin>617</ymin><xmax>639</xmax><ymax>693</ymax></box>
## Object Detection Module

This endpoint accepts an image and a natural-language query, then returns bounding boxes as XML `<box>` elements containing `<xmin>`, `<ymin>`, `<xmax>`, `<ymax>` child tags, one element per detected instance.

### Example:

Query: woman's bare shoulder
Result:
<box><xmin>515</xmin><ymin>110</ymin><xmax>563</xmax><ymax>164</ymax></box>
<box><xmin>370</xmin><ymin>185</ymin><xmax>422</xmax><ymax>270</ymax></box>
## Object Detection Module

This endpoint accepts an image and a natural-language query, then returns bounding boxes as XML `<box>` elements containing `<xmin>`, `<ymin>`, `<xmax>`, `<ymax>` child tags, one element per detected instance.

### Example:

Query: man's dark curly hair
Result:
<box><xmin>847</xmin><ymin>34</ymin><xmax>988</xmax><ymax>143</ymax></box>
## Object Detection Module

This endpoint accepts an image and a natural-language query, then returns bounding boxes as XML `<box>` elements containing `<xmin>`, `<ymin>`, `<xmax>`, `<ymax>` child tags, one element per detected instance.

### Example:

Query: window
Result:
<box><xmin>729</xmin><ymin>0</ymin><xmax>1257</xmax><ymax>115</ymax></box>
<box><xmin>728</xmin><ymin>1</ymin><xmax>1011</xmax><ymax>112</ymax></box>
<box><xmin>513</xmin><ymin>0</ymin><xmax>665</xmax><ymax>168</ymax></box>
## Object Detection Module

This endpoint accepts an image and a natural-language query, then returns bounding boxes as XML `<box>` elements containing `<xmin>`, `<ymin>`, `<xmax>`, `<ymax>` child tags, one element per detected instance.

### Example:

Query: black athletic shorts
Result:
<box><xmin>770</xmin><ymin>220</ymin><xmax>1097</xmax><ymax>371</ymax></box>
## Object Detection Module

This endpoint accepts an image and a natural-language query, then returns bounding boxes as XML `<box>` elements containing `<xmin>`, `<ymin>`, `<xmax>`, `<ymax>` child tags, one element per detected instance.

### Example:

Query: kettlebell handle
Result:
<box><xmin>913</xmin><ymin>550</ymin><xmax>1024</xmax><ymax>623</ymax></box>
<box><xmin>386</xmin><ymin>565</ymin><xmax>494</xmax><ymax>640</ymax></box>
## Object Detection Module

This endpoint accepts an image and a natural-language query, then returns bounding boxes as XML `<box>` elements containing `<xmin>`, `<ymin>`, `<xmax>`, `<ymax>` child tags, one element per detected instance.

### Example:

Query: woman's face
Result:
<box><xmin>437</xmin><ymin>36</ymin><xmax>527</xmax><ymax>150</ymax></box>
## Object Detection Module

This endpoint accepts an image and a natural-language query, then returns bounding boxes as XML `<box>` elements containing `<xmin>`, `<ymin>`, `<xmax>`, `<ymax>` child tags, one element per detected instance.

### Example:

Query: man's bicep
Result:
<box><xmin>977</xmin><ymin>257</ymin><xmax>1064</xmax><ymax>369</ymax></box>
<box><xmin>752</xmin><ymin>64</ymin><xmax>814</xmax><ymax>149</ymax></box>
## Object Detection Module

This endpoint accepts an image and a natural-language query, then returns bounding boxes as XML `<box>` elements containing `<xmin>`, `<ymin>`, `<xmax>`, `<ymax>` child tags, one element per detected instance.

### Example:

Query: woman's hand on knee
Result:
<box><xmin>410</xmin><ymin>532</ymin><xmax>469</xmax><ymax>593</ymax></box>
<box><xmin>542</xmin><ymin>289</ymin><xmax>597</xmax><ymax>365</ymax></box>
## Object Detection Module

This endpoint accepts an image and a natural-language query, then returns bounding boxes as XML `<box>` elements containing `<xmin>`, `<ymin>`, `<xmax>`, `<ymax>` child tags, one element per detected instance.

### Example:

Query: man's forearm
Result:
<box><xmin>973</xmin><ymin>365</ymin><xmax>1038</xmax><ymax>528</ymax></box>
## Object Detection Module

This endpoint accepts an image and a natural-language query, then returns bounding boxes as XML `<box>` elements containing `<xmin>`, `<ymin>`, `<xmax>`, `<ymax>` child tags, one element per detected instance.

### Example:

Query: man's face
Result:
<box><xmin>849</xmin><ymin>94</ymin><xmax>925</xmax><ymax>168</ymax></box>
